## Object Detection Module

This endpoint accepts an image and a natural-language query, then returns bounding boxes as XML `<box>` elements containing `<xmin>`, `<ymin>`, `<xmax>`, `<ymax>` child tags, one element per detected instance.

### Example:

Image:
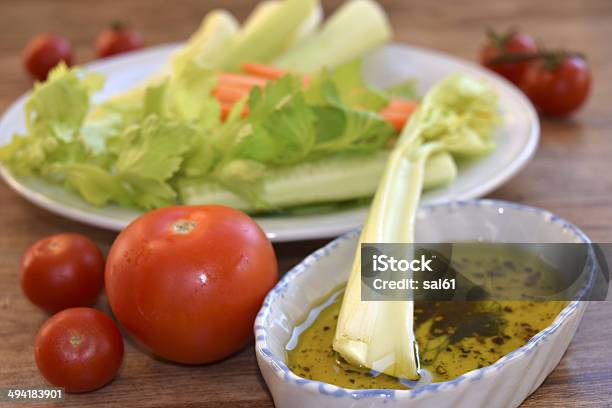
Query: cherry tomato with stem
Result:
<box><xmin>35</xmin><ymin>308</ymin><xmax>124</xmax><ymax>393</ymax></box>
<box><xmin>479</xmin><ymin>28</ymin><xmax>537</xmax><ymax>85</ymax></box>
<box><xmin>520</xmin><ymin>52</ymin><xmax>591</xmax><ymax>117</ymax></box>
<box><xmin>22</xmin><ymin>34</ymin><xmax>73</xmax><ymax>81</ymax></box>
<box><xmin>20</xmin><ymin>233</ymin><xmax>105</xmax><ymax>313</ymax></box>
<box><xmin>95</xmin><ymin>21</ymin><xmax>143</xmax><ymax>58</ymax></box>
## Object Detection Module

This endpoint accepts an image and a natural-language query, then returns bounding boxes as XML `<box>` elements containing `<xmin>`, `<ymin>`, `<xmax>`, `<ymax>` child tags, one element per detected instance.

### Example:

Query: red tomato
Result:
<box><xmin>520</xmin><ymin>54</ymin><xmax>591</xmax><ymax>117</ymax></box>
<box><xmin>480</xmin><ymin>29</ymin><xmax>537</xmax><ymax>85</ymax></box>
<box><xmin>95</xmin><ymin>22</ymin><xmax>143</xmax><ymax>58</ymax></box>
<box><xmin>35</xmin><ymin>308</ymin><xmax>124</xmax><ymax>393</ymax></box>
<box><xmin>22</xmin><ymin>34</ymin><xmax>73</xmax><ymax>81</ymax></box>
<box><xmin>105</xmin><ymin>205</ymin><xmax>278</xmax><ymax>364</ymax></box>
<box><xmin>20</xmin><ymin>233</ymin><xmax>105</xmax><ymax>313</ymax></box>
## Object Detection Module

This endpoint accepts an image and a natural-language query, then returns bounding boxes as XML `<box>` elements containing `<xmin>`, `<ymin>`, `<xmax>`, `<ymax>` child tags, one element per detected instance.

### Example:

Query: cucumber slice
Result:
<box><xmin>179</xmin><ymin>150</ymin><xmax>457</xmax><ymax>213</ymax></box>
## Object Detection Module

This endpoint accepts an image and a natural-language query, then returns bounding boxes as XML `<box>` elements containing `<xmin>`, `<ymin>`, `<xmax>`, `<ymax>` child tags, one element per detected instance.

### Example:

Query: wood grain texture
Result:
<box><xmin>0</xmin><ymin>0</ymin><xmax>611</xmax><ymax>407</ymax></box>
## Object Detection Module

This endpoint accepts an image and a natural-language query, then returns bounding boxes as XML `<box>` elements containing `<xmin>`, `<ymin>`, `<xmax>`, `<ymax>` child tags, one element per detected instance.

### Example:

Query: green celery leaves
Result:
<box><xmin>0</xmin><ymin>59</ymin><xmax>400</xmax><ymax>210</ymax></box>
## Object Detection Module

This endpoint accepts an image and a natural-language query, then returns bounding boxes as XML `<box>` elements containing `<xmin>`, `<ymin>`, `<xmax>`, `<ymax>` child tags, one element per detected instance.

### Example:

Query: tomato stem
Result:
<box><xmin>70</xmin><ymin>334</ymin><xmax>83</xmax><ymax>347</ymax></box>
<box><xmin>110</xmin><ymin>20</ymin><xmax>126</xmax><ymax>31</ymax></box>
<box><xmin>489</xmin><ymin>49</ymin><xmax>586</xmax><ymax>70</ymax></box>
<box><xmin>172</xmin><ymin>220</ymin><xmax>198</xmax><ymax>235</ymax></box>
<box><xmin>46</xmin><ymin>240</ymin><xmax>62</xmax><ymax>251</ymax></box>
<box><xmin>486</xmin><ymin>27</ymin><xmax>517</xmax><ymax>50</ymax></box>
<box><xmin>488</xmin><ymin>52</ymin><xmax>541</xmax><ymax>64</ymax></box>
<box><xmin>542</xmin><ymin>50</ymin><xmax>586</xmax><ymax>70</ymax></box>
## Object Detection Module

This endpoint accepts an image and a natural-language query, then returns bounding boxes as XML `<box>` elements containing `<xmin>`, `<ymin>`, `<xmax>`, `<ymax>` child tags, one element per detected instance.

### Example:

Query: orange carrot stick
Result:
<box><xmin>241</xmin><ymin>62</ymin><xmax>287</xmax><ymax>80</ymax></box>
<box><xmin>220</xmin><ymin>102</ymin><xmax>249</xmax><ymax>120</ymax></box>
<box><xmin>380</xmin><ymin>108</ymin><xmax>413</xmax><ymax>131</ymax></box>
<box><xmin>241</xmin><ymin>62</ymin><xmax>311</xmax><ymax>87</ymax></box>
<box><xmin>213</xmin><ymin>85</ymin><xmax>249</xmax><ymax>104</ymax></box>
<box><xmin>387</xmin><ymin>98</ymin><xmax>418</xmax><ymax>113</ymax></box>
<box><xmin>218</xmin><ymin>72</ymin><xmax>268</xmax><ymax>89</ymax></box>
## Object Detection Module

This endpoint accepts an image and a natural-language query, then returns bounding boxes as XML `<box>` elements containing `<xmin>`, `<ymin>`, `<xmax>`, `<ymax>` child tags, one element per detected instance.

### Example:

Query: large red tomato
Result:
<box><xmin>105</xmin><ymin>205</ymin><xmax>278</xmax><ymax>364</ymax></box>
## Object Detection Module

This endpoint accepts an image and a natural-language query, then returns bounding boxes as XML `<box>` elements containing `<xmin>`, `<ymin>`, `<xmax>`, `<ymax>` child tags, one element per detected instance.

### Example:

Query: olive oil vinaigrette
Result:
<box><xmin>286</xmin><ymin>246</ymin><xmax>567</xmax><ymax>390</ymax></box>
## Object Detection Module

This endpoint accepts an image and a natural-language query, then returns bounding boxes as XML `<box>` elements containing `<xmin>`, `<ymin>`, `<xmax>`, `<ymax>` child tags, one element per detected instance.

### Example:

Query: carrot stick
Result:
<box><xmin>220</xmin><ymin>104</ymin><xmax>231</xmax><ymax>121</ymax></box>
<box><xmin>378</xmin><ymin>99</ymin><xmax>418</xmax><ymax>130</ymax></box>
<box><xmin>241</xmin><ymin>62</ymin><xmax>312</xmax><ymax>88</ymax></box>
<box><xmin>218</xmin><ymin>72</ymin><xmax>268</xmax><ymax>89</ymax></box>
<box><xmin>241</xmin><ymin>62</ymin><xmax>287</xmax><ymax>80</ymax></box>
<box><xmin>387</xmin><ymin>99</ymin><xmax>418</xmax><ymax>113</ymax></box>
<box><xmin>380</xmin><ymin>108</ymin><xmax>413</xmax><ymax>131</ymax></box>
<box><xmin>220</xmin><ymin>102</ymin><xmax>249</xmax><ymax>120</ymax></box>
<box><xmin>213</xmin><ymin>85</ymin><xmax>249</xmax><ymax>104</ymax></box>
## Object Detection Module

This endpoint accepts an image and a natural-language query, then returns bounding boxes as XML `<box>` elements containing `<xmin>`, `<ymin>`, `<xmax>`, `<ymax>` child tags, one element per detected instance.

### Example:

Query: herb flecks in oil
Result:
<box><xmin>286</xmin><ymin>246</ymin><xmax>567</xmax><ymax>389</ymax></box>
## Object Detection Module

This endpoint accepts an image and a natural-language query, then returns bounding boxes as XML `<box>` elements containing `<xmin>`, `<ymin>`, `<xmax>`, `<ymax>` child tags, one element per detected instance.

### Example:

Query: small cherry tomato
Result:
<box><xmin>479</xmin><ymin>29</ymin><xmax>537</xmax><ymax>85</ymax></box>
<box><xmin>520</xmin><ymin>54</ymin><xmax>591</xmax><ymax>117</ymax></box>
<box><xmin>22</xmin><ymin>34</ymin><xmax>74</xmax><ymax>81</ymax></box>
<box><xmin>35</xmin><ymin>308</ymin><xmax>124</xmax><ymax>393</ymax></box>
<box><xmin>20</xmin><ymin>233</ymin><xmax>105</xmax><ymax>313</ymax></box>
<box><xmin>105</xmin><ymin>205</ymin><xmax>278</xmax><ymax>364</ymax></box>
<box><xmin>95</xmin><ymin>22</ymin><xmax>143</xmax><ymax>58</ymax></box>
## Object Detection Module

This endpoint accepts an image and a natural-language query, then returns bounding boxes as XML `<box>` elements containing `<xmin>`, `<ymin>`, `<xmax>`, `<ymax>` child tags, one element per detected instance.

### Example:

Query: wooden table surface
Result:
<box><xmin>1</xmin><ymin>0</ymin><xmax>611</xmax><ymax>407</ymax></box>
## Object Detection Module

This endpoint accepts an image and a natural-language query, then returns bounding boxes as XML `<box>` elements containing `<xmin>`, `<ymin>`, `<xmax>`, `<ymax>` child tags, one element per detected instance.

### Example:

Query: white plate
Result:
<box><xmin>0</xmin><ymin>43</ymin><xmax>539</xmax><ymax>242</ymax></box>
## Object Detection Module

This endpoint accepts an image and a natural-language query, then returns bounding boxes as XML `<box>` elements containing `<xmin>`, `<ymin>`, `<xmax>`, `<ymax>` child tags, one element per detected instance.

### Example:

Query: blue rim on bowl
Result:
<box><xmin>254</xmin><ymin>199</ymin><xmax>595</xmax><ymax>400</ymax></box>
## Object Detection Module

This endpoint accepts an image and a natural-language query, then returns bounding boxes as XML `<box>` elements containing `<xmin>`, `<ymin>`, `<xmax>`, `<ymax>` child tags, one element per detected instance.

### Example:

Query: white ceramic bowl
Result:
<box><xmin>255</xmin><ymin>200</ymin><xmax>594</xmax><ymax>408</ymax></box>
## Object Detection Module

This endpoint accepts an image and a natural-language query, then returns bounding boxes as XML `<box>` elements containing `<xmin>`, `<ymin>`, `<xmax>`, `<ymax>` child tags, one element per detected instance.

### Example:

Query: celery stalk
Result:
<box><xmin>242</xmin><ymin>1</ymin><xmax>322</xmax><ymax>52</ymax></box>
<box><xmin>170</xmin><ymin>9</ymin><xmax>240</xmax><ymax>71</ymax></box>
<box><xmin>216</xmin><ymin>0</ymin><xmax>319</xmax><ymax>70</ymax></box>
<box><xmin>90</xmin><ymin>9</ymin><xmax>239</xmax><ymax>120</ymax></box>
<box><xmin>333</xmin><ymin>74</ymin><xmax>500</xmax><ymax>379</ymax></box>
<box><xmin>241</xmin><ymin>1</ymin><xmax>281</xmax><ymax>35</ymax></box>
<box><xmin>274</xmin><ymin>0</ymin><xmax>392</xmax><ymax>74</ymax></box>
<box><xmin>179</xmin><ymin>151</ymin><xmax>458</xmax><ymax>212</ymax></box>
<box><xmin>422</xmin><ymin>151</ymin><xmax>457</xmax><ymax>190</ymax></box>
